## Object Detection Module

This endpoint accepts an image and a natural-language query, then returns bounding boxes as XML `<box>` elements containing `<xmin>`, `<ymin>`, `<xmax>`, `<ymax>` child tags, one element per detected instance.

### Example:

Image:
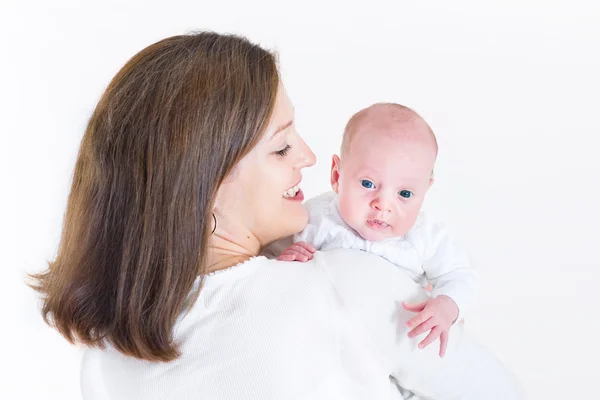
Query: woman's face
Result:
<box><xmin>215</xmin><ymin>83</ymin><xmax>316</xmax><ymax>247</ymax></box>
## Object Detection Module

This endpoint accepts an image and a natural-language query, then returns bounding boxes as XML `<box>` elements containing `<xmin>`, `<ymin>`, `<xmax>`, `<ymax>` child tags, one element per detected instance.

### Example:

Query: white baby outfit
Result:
<box><xmin>295</xmin><ymin>192</ymin><xmax>477</xmax><ymax>317</ymax></box>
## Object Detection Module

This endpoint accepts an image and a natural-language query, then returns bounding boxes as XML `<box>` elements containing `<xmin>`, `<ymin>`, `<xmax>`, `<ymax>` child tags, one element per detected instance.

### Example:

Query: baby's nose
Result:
<box><xmin>370</xmin><ymin>197</ymin><xmax>391</xmax><ymax>212</ymax></box>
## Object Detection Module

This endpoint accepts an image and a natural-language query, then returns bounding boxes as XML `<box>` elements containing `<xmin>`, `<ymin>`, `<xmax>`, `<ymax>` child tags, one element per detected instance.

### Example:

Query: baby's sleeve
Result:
<box><xmin>293</xmin><ymin>221</ymin><xmax>327</xmax><ymax>250</ymax></box>
<box><xmin>292</xmin><ymin>192</ymin><xmax>336</xmax><ymax>250</ymax></box>
<box><xmin>262</xmin><ymin>193</ymin><xmax>334</xmax><ymax>258</ymax></box>
<box><xmin>318</xmin><ymin>249</ymin><xmax>526</xmax><ymax>400</ymax></box>
<box><xmin>420</xmin><ymin>215</ymin><xmax>478</xmax><ymax>319</ymax></box>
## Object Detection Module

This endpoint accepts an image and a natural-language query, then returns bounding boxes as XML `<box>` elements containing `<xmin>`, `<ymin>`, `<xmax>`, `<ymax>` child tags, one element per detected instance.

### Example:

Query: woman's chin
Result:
<box><xmin>286</xmin><ymin>208</ymin><xmax>309</xmax><ymax>236</ymax></box>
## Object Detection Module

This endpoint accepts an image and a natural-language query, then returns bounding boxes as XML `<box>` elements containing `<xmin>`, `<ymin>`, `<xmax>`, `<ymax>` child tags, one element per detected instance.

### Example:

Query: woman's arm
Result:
<box><xmin>317</xmin><ymin>249</ymin><xmax>526</xmax><ymax>400</ymax></box>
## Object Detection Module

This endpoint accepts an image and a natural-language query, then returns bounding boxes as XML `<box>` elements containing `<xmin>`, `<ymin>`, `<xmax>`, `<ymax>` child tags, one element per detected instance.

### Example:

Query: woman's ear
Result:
<box><xmin>331</xmin><ymin>154</ymin><xmax>342</xmax><ymax>193</ymax></box>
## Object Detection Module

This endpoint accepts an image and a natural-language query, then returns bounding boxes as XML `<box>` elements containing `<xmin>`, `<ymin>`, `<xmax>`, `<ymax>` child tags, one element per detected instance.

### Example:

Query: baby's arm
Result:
<box><xmin>422</xmin><ymin>222</ymin><xmax>477</xmax><ymax>321</ymax></box>
<box><xmin>402</xmin><ymin>216</ymin><xmax>478</xmax><ymax>356</ymax></box>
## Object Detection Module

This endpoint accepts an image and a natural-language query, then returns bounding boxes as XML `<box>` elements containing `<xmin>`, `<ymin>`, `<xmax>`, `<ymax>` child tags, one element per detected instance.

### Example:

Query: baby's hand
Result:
<box><xmin>277</xmin><ymin>242</ymin><xmax>316</xmax><ymax>262</ymax></box>
<box><xmin>402</xmin><ymin>295</ymin><xmax>459</xmax><ymax>357</ymax></box>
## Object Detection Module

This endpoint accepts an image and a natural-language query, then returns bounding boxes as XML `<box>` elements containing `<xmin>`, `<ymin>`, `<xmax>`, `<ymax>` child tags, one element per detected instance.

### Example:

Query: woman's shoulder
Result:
<box><xmin>210</xmin><ymin>256</ymin><xmax>340</xmax><ymax>312</ymax></box>
<box><xmin>172</xmin><ymin>256</ymin><xmax>339</xmax><ymax>340</ymax></box>
<box><xmin>313</xmin><ymin>249</ymin><xmax>426</xmax><ymax>307</ymax></box>
<box><xmin>181</xmin><ymin>257</ymin><xmax>345</xmax><ymax>397</ymax></box>
<box><xmin>204</xmin><ymin>255</ymin><xmax>335</xmax><ymax>296</ymax></box>
<box><xmin>81</xmin><ymin>256</ymin><xmax>343</xmax><ymax>399</ymax></box>
<box><xmin>229</xmin><ymin>251</ymin><xmax>426</xmax><ymax>323</ymax></box>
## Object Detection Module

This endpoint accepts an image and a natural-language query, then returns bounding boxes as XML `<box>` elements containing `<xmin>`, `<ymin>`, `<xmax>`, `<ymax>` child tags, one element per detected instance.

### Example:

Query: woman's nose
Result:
<box><xmin>298</xmin><ymin>139</ymin><xmax>316</xmax><ymax>168</ymax></box>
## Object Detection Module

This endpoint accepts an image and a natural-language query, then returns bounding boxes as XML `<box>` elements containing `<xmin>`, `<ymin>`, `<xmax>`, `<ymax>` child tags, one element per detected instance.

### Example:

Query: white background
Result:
<box><xmin>2</xmin><ymin>0</ymin><xmax>599</xmax><ymax>398</ymax></box>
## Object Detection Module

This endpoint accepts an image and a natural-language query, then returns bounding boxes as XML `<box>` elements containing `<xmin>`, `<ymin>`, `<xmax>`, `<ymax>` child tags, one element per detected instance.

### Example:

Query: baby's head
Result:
<box><xmin>331</xmin><ymin>103</ymin><xmax>437</xmax><ymax>241</ymax></box>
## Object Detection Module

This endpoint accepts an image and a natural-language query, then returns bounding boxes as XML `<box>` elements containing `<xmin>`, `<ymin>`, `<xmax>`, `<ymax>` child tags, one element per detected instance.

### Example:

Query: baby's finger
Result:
<box><xmin>439</xmin><ymin>331</ymin><xmax>449</xmax><ymax>358</ymax></box>
<box><xmin>296</xmin><ymin>242</ymin><xmax>316</xmax><ymax>253</ymax></box>
<box><xmin>407</xmin><ymin>317</ymin><xmax>436</xmax><ymax>338</ymax></box>
<box><xmin>288</xmin><ymin>244</ymin><xmax>314</xmax><ymax>259</ymax></box>
<box><xmin>418</xmin><ymin>326</ymin><xmax>442</xmax><ymax>349</ymax></box>
<box><xmin>277</xmin><ymin>254</ymin><xmax>297</xmax><ymax>261</ymax></box>
<box><xmin>279</xmin><ymin>251</ymin><xmax>308</xmax><ymax>262</ymax></box>
<box><xmin>402</xmin><ymin>301</ymin><xmax>428</xmax><ymax>313</ymax></box>
<box><xmin>406</xmin><ymin>307</ymin><xmax>432</xmax><ymax>328</ymax></box>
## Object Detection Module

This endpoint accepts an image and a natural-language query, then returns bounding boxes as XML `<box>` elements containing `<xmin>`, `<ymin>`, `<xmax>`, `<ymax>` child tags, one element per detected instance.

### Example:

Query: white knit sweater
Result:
<box><xmin>81</xmin><ymin>249</ymin><xmax>525</xmax><ymax>400</ymax></box>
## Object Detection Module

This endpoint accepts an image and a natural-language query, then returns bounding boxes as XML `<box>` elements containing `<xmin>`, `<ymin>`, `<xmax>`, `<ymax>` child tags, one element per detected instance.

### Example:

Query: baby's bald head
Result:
<box><xmin>341</xmin><ymin>103</ymin><xmax>438</xmax><ymax>160</ymax></box>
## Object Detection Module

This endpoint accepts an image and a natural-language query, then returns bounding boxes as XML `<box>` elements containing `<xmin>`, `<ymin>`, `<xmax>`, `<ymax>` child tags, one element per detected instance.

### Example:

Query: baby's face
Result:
<box><xmin>332</xmin><ymin>129</ymin><xmax>435</xmax><ymax>241</ymax></box>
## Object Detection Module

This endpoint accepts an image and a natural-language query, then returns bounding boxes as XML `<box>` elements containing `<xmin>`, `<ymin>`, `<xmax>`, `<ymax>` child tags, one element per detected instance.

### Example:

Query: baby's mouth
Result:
<box><xmin>367</xmin><ymin>219</ymin><xmax>390</xmax><ymax>228</ymax></box>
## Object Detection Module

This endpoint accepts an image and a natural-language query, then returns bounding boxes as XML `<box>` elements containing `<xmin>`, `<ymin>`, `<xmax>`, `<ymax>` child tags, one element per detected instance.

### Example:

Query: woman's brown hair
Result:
<box><xmin>28</xmin><ymin>32</ymin><xmax>279</xmax><ymax>362</ymax></box>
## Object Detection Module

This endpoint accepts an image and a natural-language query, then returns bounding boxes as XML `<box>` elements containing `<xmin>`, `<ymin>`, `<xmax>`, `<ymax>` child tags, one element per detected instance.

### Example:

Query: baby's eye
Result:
<box><xmin>399</xmin><ymin>190</ymin><xmax>413</xmax><ymax>199</ymax></box>
<box><xmin>361</xmin><ymin>179</ymin><xmax>374</xmax><ymax>189</ymax></box>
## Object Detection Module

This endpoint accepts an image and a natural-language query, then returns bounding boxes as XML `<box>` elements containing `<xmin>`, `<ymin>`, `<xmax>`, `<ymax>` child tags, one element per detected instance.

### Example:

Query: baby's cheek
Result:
<box><xmin>339</xmin><ymin>199</ymin><xmax>362</xmax><ymax>229</ymax></box>
<box><xmin>394</xmin><ymin>209</ymin><xmax>419</xmax><ymax>235</ymax></box>
<box><xmin>339</xmin><ymin>200</ymin><xmax>354</xmax><ymax>222</ymax></box>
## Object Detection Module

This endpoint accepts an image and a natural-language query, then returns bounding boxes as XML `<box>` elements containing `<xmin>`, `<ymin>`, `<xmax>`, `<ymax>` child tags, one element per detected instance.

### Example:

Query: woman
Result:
<box><xmin>30</xmin><ymin>32</ymin><xmax>525</xmax><ymax>399</ymax></box>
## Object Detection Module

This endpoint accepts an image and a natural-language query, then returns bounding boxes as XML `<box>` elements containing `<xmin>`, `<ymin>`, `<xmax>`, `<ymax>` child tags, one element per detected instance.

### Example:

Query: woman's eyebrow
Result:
<box><xmin>270</xmin><ymin>120</ymin><xmax>293</xmax><ymax>139</ymax></box>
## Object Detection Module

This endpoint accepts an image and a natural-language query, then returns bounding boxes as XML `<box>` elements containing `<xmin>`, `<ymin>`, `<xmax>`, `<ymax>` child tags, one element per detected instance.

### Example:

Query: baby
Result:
<box><xmin>279</xmin><ymin>103</ymin><xmax>477</xmax><ymax>357</ymax></box>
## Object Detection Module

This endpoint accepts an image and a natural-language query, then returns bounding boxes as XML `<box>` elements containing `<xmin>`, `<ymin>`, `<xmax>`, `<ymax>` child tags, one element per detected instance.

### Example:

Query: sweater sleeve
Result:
<box><xmin>317</xmin><ymin>249</ymin><xmax>526</xmax><ymax>400</ymax></box>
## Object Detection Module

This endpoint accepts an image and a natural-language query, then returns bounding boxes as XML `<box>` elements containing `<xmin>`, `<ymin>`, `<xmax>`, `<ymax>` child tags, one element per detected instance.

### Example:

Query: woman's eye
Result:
<box><xmin>276</xmin><ymin>144</ymin><xmax>291</xmax><ymax>157</ymax></box>
<box><xmin>361</xmin><ymin>180</ymin><xmax>374</xmax><ymax>189</ymax></box>
<box><xmin>399</xmin><ymin>190</ymin><xmax>413</xmax><ymax>199</ymax></box>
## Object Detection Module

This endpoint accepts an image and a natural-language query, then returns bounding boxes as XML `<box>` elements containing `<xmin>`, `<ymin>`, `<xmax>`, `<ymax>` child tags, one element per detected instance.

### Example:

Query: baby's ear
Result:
<box><xmin>428</xmin><ymin>176</ymin><xmax>435</xmax><ymax>188</ymax></box>
<box><xmin>428</xmin><ymin>169</ymin><xmax>435</xmax><ymax>189</ymax></box>
<box><xmin>330</xmin><ymin>154</ymin><xmax>341</xmax><ymax>193</ymax></box>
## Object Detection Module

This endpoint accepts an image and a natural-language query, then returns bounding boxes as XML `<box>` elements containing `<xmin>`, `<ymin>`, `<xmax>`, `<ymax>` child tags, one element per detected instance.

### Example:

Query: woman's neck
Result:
<box><xmin>206</xmin><ymin>254</ymin><xmax>253</xmax><ymax>274</ymax></box>
<box><xmin>206</xmin><ymin>231</ymin><xmax>261</xmax><ymax>274</ymax></box>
